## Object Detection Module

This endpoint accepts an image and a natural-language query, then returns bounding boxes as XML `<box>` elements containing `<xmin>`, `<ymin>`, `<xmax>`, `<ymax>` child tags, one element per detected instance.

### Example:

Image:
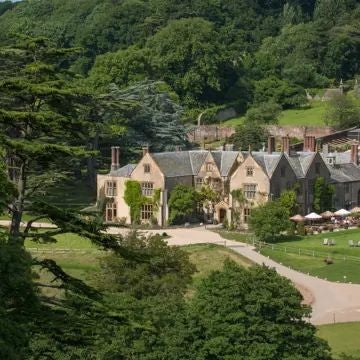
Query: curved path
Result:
<box><xmin>3</xmin><ymin>220</ymin><xmax>360</xmax><ymax>325</ymax></box>
<box><xmin>107</xmin><ymin>226</ymin><xmax>360</xmax><ymax>325</ymax></box>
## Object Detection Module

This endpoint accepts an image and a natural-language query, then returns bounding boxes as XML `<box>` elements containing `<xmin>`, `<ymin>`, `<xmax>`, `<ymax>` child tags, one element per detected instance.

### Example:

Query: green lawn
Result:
<box><xmin>25</xmin><ymin>232</ymin><xmax>98</xmax><ymax>250</ymax></box>
<box><xmin>218</xmin><ymin>228</ymin><xmax>360</xmax><ymax>283</ymax></box>
<box><xmin>222</xmin><ymin>101</ymin><xmax>327</xmax><ymax>127</ymax></box>
<box><xmin>317</xmin><ymin>322</ymin><xmax>360</xmax><ymax>359</ymax></box>
<box><xmin>216</xmin><ymin>230</ymin><xmax>254</xmax><ymax>244</ymax></box>
<box><xmin>278</xmin><ymin>102</ymin><xmax>326</xmax><ymax>126</ymax></box>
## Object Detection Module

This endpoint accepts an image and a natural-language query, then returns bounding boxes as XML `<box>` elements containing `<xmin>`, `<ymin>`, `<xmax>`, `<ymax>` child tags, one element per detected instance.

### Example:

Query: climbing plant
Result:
<box><xmin>124</xmin><ymin>180</ymin><xmax>161</xmax><ymax>224</ymax></box>
<box><xmin>231</xmin><ymin>189</ymin><xmax>248</xmax><ymax>229</ymax></box>
<box><xmin>313</xmin><ymin>177</ymin><xmax>335</xmax><ymax>213</ymax></box>
<box><xmin>124</xmin><ymin>180</ymin><xmax>143</xmax><ymax>224</ymax></box>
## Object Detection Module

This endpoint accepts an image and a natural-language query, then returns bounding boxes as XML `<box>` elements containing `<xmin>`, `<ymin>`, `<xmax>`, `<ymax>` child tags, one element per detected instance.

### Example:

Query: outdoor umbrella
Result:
<box><xmin>351</xmin><ymin>207</ymin><xmax>360</xmax><ymax>214</ymax></box>
<box><xmin>290</xmin><ymin>214</ymin><xmax>305</xmax><ymax>222</ymax></box>
<box><xmin>334</xmin><ymin>209</ymin><xmax>351</xmax><ymax>217</ymax></box>
<box><xmin>304</xmin><ymin>212</ymin><xmax>322</xmax><ymax>221</ymax></box>
<box><xmin>320</xmin><ymin>211</ymin><xmax>334</xmax><ymax>219</ymax></box>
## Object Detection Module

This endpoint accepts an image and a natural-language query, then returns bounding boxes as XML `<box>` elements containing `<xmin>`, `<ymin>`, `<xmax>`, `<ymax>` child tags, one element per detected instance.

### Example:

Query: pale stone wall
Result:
<box><xmin>230</xmin><ymin>155</ymin><xmax>270</xmax><ymax>225</ymax></box>
<box><xmin>97</xmin><ymin>174</ymin><xmax>131</xmax><ymax>224</ymax></box>
<box><xmin>131</xmin><ymin>153</ymin><xmax>165</xmax><ymax>189</ymax></box>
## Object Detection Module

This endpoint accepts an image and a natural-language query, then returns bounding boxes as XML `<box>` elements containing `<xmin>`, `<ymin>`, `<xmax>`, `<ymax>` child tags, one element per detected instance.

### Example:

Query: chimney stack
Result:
<box><xmin>142</xmin><ymin>145</ymin><xmax>149</xmax><ymax>157</ymax></box>
<box><xmin>268</xmin><ymin>136</ymin><xmax>275</xmax><ymax>154</ymax></box>
<box><xmin>351</xmin><ymin>142</ymin><xmax>359</xmax><ymax>165</ymax></box>
<box><xmin>303</xmin><ymin>136</ymin><xmax>316</xmax><ymax>152</ymax></box>
<box><xmin>281</xmin><ymin>136</ymin><xmax>290</xmax><ymax>155</ymax></box>
<box><xmin>111</xmin><ymin>146</ymin><xmax>120</xmax><ymax>171</ymax></box>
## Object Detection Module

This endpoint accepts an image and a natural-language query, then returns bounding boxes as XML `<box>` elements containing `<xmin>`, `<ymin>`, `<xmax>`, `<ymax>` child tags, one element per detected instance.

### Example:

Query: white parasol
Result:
<box><xmin>334</xmin><ymin>209</ymin><xmax>351</xmax><ymax>217</ymax></box>
<box><xmin>304</xmin><ymin>212</ymin><xmax>322</xmax><ymax>220</ymax></box>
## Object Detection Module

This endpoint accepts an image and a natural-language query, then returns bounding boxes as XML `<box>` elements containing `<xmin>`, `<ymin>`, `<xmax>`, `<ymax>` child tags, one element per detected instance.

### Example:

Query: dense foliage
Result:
<box><xmin>249</xmin><ymin>200</ymin><xmax>292</xmax><ymax>242</ymax></box>
<box><xmin>1</xmin><ymin>0</ymin><xmax>359</xmax><ymax>120</ymax></box>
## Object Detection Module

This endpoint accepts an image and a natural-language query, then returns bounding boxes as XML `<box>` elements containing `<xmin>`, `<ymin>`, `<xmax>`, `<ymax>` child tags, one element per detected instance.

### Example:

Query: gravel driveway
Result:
<box><xmin>107</xmin><ymin>226</ymin><xmax>360</xmax><ymax>325</ymax></box>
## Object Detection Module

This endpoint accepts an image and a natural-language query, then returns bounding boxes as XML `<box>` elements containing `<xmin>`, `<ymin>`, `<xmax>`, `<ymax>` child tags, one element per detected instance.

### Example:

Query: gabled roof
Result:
<box><xmin>287</xmin><ymin>152</ymin><xmax>317</xmax><ymax>178</ymax></box>
<box><xmin>152</xmin><ymin>151</ymin><xmax>193</xmax><ymax>177</ymax></box>
<box><xmin>150</xmin><ymin>150</ymin><xmax>240</xmax><ymax>178</ymax></box>
<box><xmin>213</xmin><ymin>151</ymin><xmax>240</xmax><ymax>177</ymax></box>
<box><xmin>250</xmin><ymin>152</ymin><xmax>282</xmax><ymax>178</ymax></box>
<box><xmin>189</xmin><ymin>151</ymin><xmax>209</xmax><ymax>175</ymax></box>
<box><xmin>109</xmin><ymin>164</ymin><xmax>136</xmax><ymax>177</ymax></box>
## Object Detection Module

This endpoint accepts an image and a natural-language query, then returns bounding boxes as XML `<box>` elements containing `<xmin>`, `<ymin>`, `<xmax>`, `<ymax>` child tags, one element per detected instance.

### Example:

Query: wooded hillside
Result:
<box><xmin>1</xmin><ymin>0</ymin><xmax>359</xmax><ymax>115</ymax></box>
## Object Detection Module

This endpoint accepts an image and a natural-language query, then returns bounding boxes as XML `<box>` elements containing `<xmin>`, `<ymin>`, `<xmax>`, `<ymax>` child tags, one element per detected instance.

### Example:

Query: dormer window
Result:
<box><xmin>326</xmin><ymin>156</ymin><xmax>336</xmax><ymax>166</ymax></box>
<box><xmin>246</xmin><ymin>167</ymin><xmax>254</xmax><ymax>177</ymax></box>
<box><xmin>280</xmin><ymin>166</ymin><xmax>286</xmax><ymax>177</ymax></box>
<box><xmin>206</xmin><ymin>163</ymin><xmax>213</xmax><ymax>172</ymax></box>
<box><xmin>144</xmin><ymin>164</ymin><xmax>151</xmax><ymax>173</ymax></box>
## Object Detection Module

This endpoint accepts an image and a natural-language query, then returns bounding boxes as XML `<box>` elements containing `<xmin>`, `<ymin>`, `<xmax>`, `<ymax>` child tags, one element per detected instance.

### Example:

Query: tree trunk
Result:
<box><xmin>9</xmin><ymin>160</ymin><xmax>27</xmax><ymax>244</ymax></box>
<box><xmin>86</xmin><ymin>132</ymin><xmax>99</xmax><ymax>191</ymax></box>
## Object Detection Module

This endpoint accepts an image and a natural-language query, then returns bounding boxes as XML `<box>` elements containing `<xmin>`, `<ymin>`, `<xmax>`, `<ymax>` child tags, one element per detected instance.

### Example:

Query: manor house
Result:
<box><xmin>97</xmin><ymin>136</ymin><xmax>360</xmax><ymax>227</ymax></box>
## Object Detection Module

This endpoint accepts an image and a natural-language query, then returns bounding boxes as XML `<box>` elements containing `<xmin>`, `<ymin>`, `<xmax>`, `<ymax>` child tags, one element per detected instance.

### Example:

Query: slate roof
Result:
<box><xmin>151</xmin><ymin>150</ymin><xmax>240</xmax><ymax>178</ymax></box>
<box><xmin>189</xmin><ymin>151</ymin><xmax>209</xmax><ymax>175</ymax></box>
<box><xmin>250</xmin><ymin>152</ymin><xmax>282</xmax><ymax>178</ymax></box>
<box><xmin>109</xmin><ymin>164</ymin><xmax>136</xmax><ymax>177</ymax></box>
<box><xmin>327</xmin><ymin>163</ymin><xmax>360</xmax><ymax>183</ymax></box>
<box><xmin>213</xmin><ymin>151</ymin><xmax>240</xmax><ymax>176</ymax></box>
<box><xmin>152</xmin><ymin>151</ymin><xmax>194</xmax><ymax>177</ymax></box>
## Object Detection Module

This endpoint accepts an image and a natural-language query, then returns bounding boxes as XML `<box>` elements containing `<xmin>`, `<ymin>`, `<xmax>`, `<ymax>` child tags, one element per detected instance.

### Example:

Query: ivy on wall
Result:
<box><xmin>313</xmin><ymin>177</ymin><xmax>335</xmax><ymax>213</ymax></box>
<box><xmin>124</xmin><ymin>180</ymin><xmax>161</xmax><ymax>224</ymax></box>
<box><xmin>124</xmin><ymin>180</ymin><xmax>143</xmax><ymax>224</ymax></box>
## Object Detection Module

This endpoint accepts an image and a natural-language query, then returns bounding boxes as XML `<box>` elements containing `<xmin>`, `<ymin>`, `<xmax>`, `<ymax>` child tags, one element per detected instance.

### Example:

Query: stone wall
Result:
<box><xmin>266</xmin><ymin>125</ymin><xmax>333</xmax><ymax>139</ymax></box>
<box><xmin>188</xmin><ymin>126</ymin><xmax>235</xmax><ymax>142</ymax></box>
<box><xmin>187</xmin><ymin>125</ymin><xmax>334</xmax><ymax>143</ymax></box>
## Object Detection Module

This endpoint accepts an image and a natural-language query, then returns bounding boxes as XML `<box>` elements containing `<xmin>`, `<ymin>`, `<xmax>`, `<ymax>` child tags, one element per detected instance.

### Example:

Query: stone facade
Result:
<box><xmin>96</xmin><ymin>138</ymin><xmax>360</xmax><ymax>227</ymax></box>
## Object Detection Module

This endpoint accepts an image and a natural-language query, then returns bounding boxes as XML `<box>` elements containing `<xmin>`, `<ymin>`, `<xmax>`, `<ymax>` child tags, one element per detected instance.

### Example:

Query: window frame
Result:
<box><xmin>244</xmin><ymin>208</ymin><xmax>251</xmax><ymax>223</ymax></box>
<box><xmin>141</xmin><ymin>181</ymin><xmax>154</xmax><ymax>196</ymax></box>
<box><xmin>105</xmin><ymin>202</ymin><xmax>117</xmax><ymax>222</ymax></box>
<box><xmin>243</xmin><ymin>184</ymin><xmax>257</xmax><ymax>199</ymax></box>
<box><xmin>206</xmin><ymin>162</ymin><xmax>213</xmax><ymax>172</ymax></box>
<box><xmin>105</xmin><ymin>180</ymin><xmax>117</xmax><ymax>197</ymax></box>
<box><xmin>144</xmin><ymin>163</ymin><xmax>151</xmax><ymax>173</ymax></box>
<box><xmin>246</xmin><ymin>167</ymin><xmax>254</xmax><ymax>177</ymax></box>
<box><xmin>280</xmin><ymin>166</ymin><xmax>286</xmax><ymax>177</ymax></box>
<box><xmin>141</xmin><ymin>204</ymin><xmax>153</xmax><ymax>220</ymax></box>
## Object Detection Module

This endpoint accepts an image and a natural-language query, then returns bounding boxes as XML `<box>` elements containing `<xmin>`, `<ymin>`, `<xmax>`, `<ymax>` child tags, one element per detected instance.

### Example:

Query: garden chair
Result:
<box><xmin>330</xmin><ymin>239</ymin><xmax>336</xmax><ymax>246</ymax></box>
<box><xmin>357</xmin><ymin>241</ymin><xmax>360</xmax><ymax>247</ymax></box>
<box><xmin>323</xmin><ymin>238</ymin><xmax>329</xmax><ymax>246</ymax></box>
<box><xmin>349</xmin><ymin>240</ymin><xmax>355</xmax><ymax>247</ymax></box>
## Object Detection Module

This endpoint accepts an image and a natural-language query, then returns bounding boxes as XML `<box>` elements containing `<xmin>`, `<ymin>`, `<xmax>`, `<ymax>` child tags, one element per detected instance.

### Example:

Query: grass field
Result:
<box><xmin>26</xmin><ymin>233</ymin><xmax>360</xmax><ymax>357</ymax></box>
<box><xmin>317</xmin><ymin>322</ymin><xmax>360</xmax><ymax>359</ymax></box>
<box><xmin>222</xmin><ymin>101</ymin><xmax>327</xmax><ymax>127</ymax></box>
<box><xmin>218</xmin><ymin>228</ymin><xmax>360</xmax><ymax>283</ymax></box>
<box><xmin>183</xmin><ymin>243</ymin><xmax>252</xmax><ymax>284</ymax></box>
<box><xmin>25</xmin><ymin>232</ymin><xmax>98</xmax><ymax>250</ymax></box>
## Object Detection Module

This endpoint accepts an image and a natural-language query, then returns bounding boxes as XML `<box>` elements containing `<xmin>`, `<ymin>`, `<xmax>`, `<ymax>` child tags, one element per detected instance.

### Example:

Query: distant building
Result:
<box><xmin>322</xmin><ymin>80</ymin><xmax>344</xmax><ymax>101</ymax></box>
<box><xmin>96</xmin><ymin>136</ymin><xmax>360</xmax><ymax>227</ymax></box>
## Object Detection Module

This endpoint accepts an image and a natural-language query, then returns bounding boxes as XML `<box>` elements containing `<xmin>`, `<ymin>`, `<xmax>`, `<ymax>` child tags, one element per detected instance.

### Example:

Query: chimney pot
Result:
<box><xmin>142</xmin><ymin>145</ymin><xmax>149</xmax><ymax>157</ymax></box>
<box><xmin>281</xmin><ymin>136</ymin><xmax>290</xmax><ymax>155</ymax></box>
<box><xmin>351</xmin><ymin>142</ymin><xmax>359</xmax><ymax>165</ymax></box>
<box><xmin>304</xmin><ymin>136</ymin><xmax>316</xmax><ymax>152</ymax></box>
<box><xmin>268</xmin><ymin>136</ymin><xmax>275</xmax><ymax>154</ymax></box>
<box><xmin>111</xmin><ymin>146</ymin><xmax>120</xmax><ymax>171</ymax></box>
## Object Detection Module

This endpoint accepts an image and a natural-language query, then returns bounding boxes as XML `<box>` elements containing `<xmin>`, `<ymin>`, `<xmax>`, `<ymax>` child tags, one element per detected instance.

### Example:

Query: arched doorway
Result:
<box><xmin>219</xmin><ymin>208</ymin><xmax>227</xmax><ymax>223</ymax></box>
